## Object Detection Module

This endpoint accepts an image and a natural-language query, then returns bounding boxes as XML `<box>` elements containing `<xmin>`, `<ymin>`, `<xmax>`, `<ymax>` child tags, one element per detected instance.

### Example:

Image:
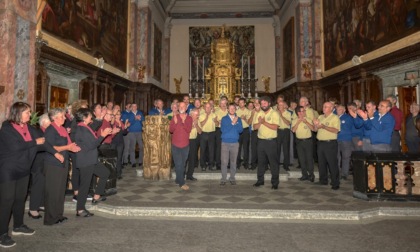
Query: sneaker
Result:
<box><xmin>0</xmin><ymin>233</ymin><xmax>16</xmax><ymax>248</ymax></box>
<box><xmin>87</xmin><ymin>194</ymin><xmax>93</xmax><ymax>201</ymax></box>
<box><xmin>12</xmin><ymin>225</ymin><xmax>35</xmax><ymax>236</ymax></box>
<box><xmin>72</xmin><ymin>195</ymin><xmax>77</xmax><ymax>202</ymax></box>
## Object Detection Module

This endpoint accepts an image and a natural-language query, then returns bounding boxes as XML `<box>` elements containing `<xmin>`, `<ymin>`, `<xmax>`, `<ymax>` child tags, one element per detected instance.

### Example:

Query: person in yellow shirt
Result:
<box><xmin>236</xmin><ymin>98</ymin><xmax>252</xmax><ymax>169</ymax></box>
<box><xmin>313</xmin><ymin>102</ymin><xmax>341</xmax><ymax>190</ymax></box>
<box><xmin>186</xmin><ymin>108</ymin><xmax>202</xmax><ymax>181</ymax></box>
<box><xmin>275</xmin><ymin>100</ymin><xmax>292</xmax><ymax>171</ymax></box>
<box><xmin>292</xmin><ymin>105</ymin><xmax>315</xmax><ymax>182</ymax></box>
<box><xmin>214</xmin><ymin>97</ymin><xmax>229</xmax><ymax>170</ymax></box>
<box><xmin>253</xmin><ymin>96</ymin><xmax>280</xmax><ymax>190</ymax></box>
<box><xmin>199</xmin><ymin>103</ymin><xmax>218</xmax><ymax>171</ymax></box>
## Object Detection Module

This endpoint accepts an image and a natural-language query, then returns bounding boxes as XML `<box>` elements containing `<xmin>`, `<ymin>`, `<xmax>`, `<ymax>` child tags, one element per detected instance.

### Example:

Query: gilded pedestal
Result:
<box><xmin>143</xmin><ymin>116</ymin><xmax>172</xmax><ymax>180</ymax></box>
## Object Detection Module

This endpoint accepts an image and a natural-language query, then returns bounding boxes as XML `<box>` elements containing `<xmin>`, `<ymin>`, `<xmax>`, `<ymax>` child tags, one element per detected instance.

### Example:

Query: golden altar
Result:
<box><xmin>204</xmin><ymin>26</ymin><xmax>242</xmax><ymax>101</ymax></box>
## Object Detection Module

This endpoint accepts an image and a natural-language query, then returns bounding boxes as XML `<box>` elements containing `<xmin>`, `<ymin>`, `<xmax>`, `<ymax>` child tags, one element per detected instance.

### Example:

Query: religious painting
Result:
<box><xmin>41</xmin><ymin>0</ymin><xmax>129</xmax><ymax>72</ymax></box>
<box><xmin>283</xmin><ymin>17</ymin><xmax>295</xmax><ymax>81</ymax></box>
<box><xmin>189</xmin><ymin>26</ymin><xmax>255</xmax><ymax>81</ymax></box>
<box><xmin>153</xmin><ymin>24</ymin><xmax>162</xmax><ymax>81</ymax></box>
<box><xmin>323</xmin><ymin>0</ymin><xmax>420</xmax><ymax>70</ymax></box>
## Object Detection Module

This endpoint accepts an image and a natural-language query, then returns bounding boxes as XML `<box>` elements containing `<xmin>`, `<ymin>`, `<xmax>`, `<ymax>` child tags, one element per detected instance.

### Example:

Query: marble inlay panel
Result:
<box><xmin>14</xmin><ymin>15</ymin><xmax>30</xmax><ymax>101</ymax></box>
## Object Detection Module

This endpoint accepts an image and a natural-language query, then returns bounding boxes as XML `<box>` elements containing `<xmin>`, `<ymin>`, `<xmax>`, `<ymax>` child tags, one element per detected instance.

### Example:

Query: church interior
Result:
<box><xmin>1</xmin><ymin>0</ymin><xmax>420</xmax><ymax>126</ymax></box>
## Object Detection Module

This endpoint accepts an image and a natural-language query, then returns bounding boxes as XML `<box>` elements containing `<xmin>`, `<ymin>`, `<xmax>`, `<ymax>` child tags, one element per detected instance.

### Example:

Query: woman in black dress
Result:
<box><xmin>74</xmin><ymin>108</ymin><xmax>111</xmax><ymax>217</ymax></box>
<box><xmin>43</xmin><ymin>108</ymin><xmax>81</xmax><ymax>225</ymax></box>
<box><xmin>0</xmin><ymin>102</ymin><xmax>59</xmax><ymax>248</ymax></box>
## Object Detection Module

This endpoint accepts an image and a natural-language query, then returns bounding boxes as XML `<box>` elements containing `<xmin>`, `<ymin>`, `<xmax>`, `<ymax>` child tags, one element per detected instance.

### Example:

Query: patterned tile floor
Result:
<box><xmin>65</xmin><ymin>164</ymin><xmax>420</xmax><ymax>212</ymax></box>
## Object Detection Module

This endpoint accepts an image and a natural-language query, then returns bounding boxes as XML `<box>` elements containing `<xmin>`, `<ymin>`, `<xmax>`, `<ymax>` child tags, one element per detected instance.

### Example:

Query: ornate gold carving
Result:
<box><xmin>261</xmin><ymin>76</ymin><xmax>270</xmax><ymax>93</ymax></box>
<box><xmin>143</xmin><ymin>116</ymin><xmax>171</xmax><ymax>180</ymax></box>
<box><xmin>17</xmin><ymin>89</ymin><xmax>25</xmax><ymax>100</ymax></box>
<box><xmin>174</xmin><ymin>76</ymin><xmax>182</xmax><ymax>94</ymax></box>
<box><xmin>382</xmin><ymin>165</ymin><xmax>392</xmax><ymax>191</ymax></box>
<box><xmin>395</xmin><ymin>161</ymin><xmax>408</xmax><ymax>195</ymax></box>
<box><xmin>137</xmin><ymin>64</ymin><xmax>146</xmax><ymax>82</ymax></box>
<box><xmin>367</xmin><ymin>164</ymin><xmax>376</xmax><ymax>191</ymax></box>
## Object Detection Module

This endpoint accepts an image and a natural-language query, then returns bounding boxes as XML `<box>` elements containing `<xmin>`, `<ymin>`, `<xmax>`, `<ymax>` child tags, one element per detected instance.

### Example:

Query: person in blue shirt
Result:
<box><xmin>350</xmin><ymin>101</ymin><xmax>377</xmax><ymax>152</ymax></box>
<box><xmin>126</xmin><ymin>103</ymin><xmax>145</xmax><ymax>167</ymax></box>
<box><xmin>358</xmin><ymin>100</ymin><xmax>395</xmax><ymax>152</ymax></box>
<box><xmin>337</xmin><ymin>104</ymin><xmax>353</xmax><ymax>180</ymax></box>
<box><xmin>182</xmin><ymin>95</ymin><xmax>194</xmax><ymax>115</ymax></box>
<box><xmin>220</xmin><ymin>103</ymin><xmax>243</xmax><ymax>185</ymax></box>
<box><xmin>148</xmin><ymin>99</ymin><xmax>166</xmax><ymax>116</ymax></box>
<box><xmin>347</xmin><ymin>102</ymin><xmax>364</xmax><ymax>151</ymax></box>
<box><xmin>121</xmin><ymin>103</ymin><xmax>131</xmax><ymax>165</ymax></box>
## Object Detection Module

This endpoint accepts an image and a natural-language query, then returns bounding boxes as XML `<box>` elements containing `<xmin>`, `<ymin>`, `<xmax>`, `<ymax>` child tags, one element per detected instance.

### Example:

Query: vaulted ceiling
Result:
<box><xmin>157</xmin><ymin>0</ymin><xmax>286</xmax><ymax>19</ymax></box>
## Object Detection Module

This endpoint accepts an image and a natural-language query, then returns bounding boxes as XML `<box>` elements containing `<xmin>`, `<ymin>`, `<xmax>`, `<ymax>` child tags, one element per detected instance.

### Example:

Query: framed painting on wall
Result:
<box><xmin>283</xmin><ymin>17</ymin><xmax>295</xmax><ymax>81</ymax></box>
<box><xmin>41</xmin><ymin>0</ymin><xmax>129</xmax><ymax>72</ymax></box>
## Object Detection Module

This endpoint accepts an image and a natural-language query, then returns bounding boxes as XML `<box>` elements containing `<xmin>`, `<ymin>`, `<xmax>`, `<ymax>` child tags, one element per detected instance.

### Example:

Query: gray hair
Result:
<box><xmin>39</xmin><ymin>113</ymin><xmax>51</xmax><ymax>128</ymax></box>
<box><xmin>48</xmin><ymin>108</ymin><xmax>65</xmax><ymax>122</ymax></box>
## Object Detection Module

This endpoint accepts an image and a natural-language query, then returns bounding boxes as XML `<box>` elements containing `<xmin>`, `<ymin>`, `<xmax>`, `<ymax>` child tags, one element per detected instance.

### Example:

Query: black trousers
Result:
<box><xmin>43</xmin><ymin>164</ymin><xmax>68</xmax><ymax>225</ymax></box>
<box><xmin>77</xmin><ymin>163</ymin><xmax>110</xmax><ymax>211</ymax></box>
<box><xmin>277</xmin><ymin>128</ymin><xmax>290</xmax><ymax>169</ymax></box>
<box><xmin>0</xmin><ymin>176</ymin><xmax>29</xmax><ymax>235</ymax></box>
<box><xmin>200</xmin><ymin>132</ymin><xmax>215</xmax><ymax>168</ymax></box>
<box><xmin>317</xmin><ymin>140</ymin><xmax>339</xmax><ymax>187</ymax></box>
<box><xmin>250</xmin><ymin>130</ymin><xmax>258</xmax><ymax>166</ymax></box>
<box><xmin>29</xmin><ymin>164</ymin><xmax>45</xmax><ymax>211</ymax></box>
<box><xmin>111</xmin><ymin>143</ymin><xmax>124</xmax><ymax>177</ymax></box>
<box><xmin>187</xmin><ymin>138</ymin><xmax>199</xmax><ymax>178</ymax></box>
<box><xmin>296</xmin><ymin>138</ymin><xmax>314</xmax><ymax>178</ymax></box>
<box><xmin>237</xmin><ymin>128</ymin><xmax>250</xmax><ymax>167</ymax></box>
<box><xmin>257</xmin><ymin>139</ymin><xmax>279</xmax><ymax>186</ymax></box>
<box><xmin>215</xmin><ymin>128</ymin><xmax>222</xmax><ymax>168</ymax></box>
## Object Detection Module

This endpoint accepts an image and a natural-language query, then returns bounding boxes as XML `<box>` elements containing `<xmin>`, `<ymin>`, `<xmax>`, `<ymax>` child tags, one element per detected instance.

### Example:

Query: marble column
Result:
<box><xmin>273</xmin><ymin>15</ymin><xmax>282</xmax><ymax>91</ymax></box>
<box><xmin>297</xmin><ymin>2</ymin><xmax>314</xmax><ymax>82</ymax></box>
<box><xmin>0</xmin><ymin>1</ymin><xmax>37</xmax><ymax>123</ymax></box>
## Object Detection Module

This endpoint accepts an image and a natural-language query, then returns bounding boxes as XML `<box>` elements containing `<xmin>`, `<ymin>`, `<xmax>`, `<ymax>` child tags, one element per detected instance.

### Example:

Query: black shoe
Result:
<box><xmin>253</xmin><ymin>182</ymin><xmax>264</xmax><ymax>187</ymax></box>
<box><xmin>220</xmin><ymin>181</ymin><xmax>226</xmax><ymax>186</ymax></box>
<box><xmin>132</xmin><ymin>164</ymin><xmax>136</xmax><ymax>168</ymax></box>
<box><xmin>250</xmin><ymin>164</ymin><xmax>257</xmax><ymax>170</ymax></box>
<box><xmin>60</xmin><ymin>216</ymin><xmax>68</xmax><ymax>222</ymax></box>
<box><xmin>92</xmin><ymin>196</ymin><xmax>107</xmax><ymax>204</ymax></box>
<box><xmin>309</xmin><ymin>174</ymin><xmax>315</xmax><ymax>182</ymax></box>
<box><xmin>284</xmin><ymin>167</ymin><xmax>290</xmax><ymax>171</ymax></box>
<box><xmin>118</xmin><ymin>176</ymin><xmax>123</xmax><ymax>180</ymax></box>
<box><xmin>210</xmin><ymin>166</ymin><xmax>216</xmax><ymax>171</ymax></box>
<box><xmin>341</xmin><ymin>176</ymin><xmax>347</xmax><ymax>180</ymax></box>
<box><xmin>72</xmin><ymin>195</ymin><xmax>78</xmax><ymax>202</ymax></box>
<box><xmin>230</xmin><ymin>181</ymin><xmax>236</xmax><ymax>185</ymax></box>
<box><xmin>76</xmin><ymin>210</ymin><xmax>94</xmax><ymax>217</ymax></box>
<box><xmin>331</xmin><ymin>185</ymin><xmax>340</xmax><ymax>190</ymax></box>
<box><xmin>28</xmin><ymin>211</ymin><xmax>42</xmax><ymax>219</ymax></box>
<box><xmin>0</xmin><ymin>233</ymin><xmax>16</xmax><ymax>248</ymax></box>
<box><xmin>123</xmin><ymin>163</ymin><xmax>127</xmax><ymax>166</ymax></box>
<box><xmin>316</xmin><ymin>181</ymin><xmax>328</xmax><ymax>185</ymax></box>
<box><xmin>38</xmin><ymin>207</ymin><xmax>45</xmax><ymax>212</ymax></box>
<box><xmin>12</xmin><ymin>225</ymin><xmax>35</xmax><ymax>236</ymax></box>
<box><xmin>299</xmin><ymin>177</ymin><xmax>308</xmax><ymax>181</ymax></box>
<box><xmin>139</xmin><ymin>163</ymin><xmax>143</xmax><ymax>166</ymax></box>
<box><xmin>271</xmin><ymin>185</ymin><xmax>278</xmax><ymax>190</ymax></box>
<box><xmin>216</xmin><ymin>165</ymin><xmax>221</xmax><ymax>170</ymax></box>
<box><xmin>186</xmin><ymin>177</ymin><xmax>197</xmax><ymax>181</ymax></box>
<box><xmin>243</xmin><ymin>164</ymin><xmax>249</xmax><ymax>170</ymax></box>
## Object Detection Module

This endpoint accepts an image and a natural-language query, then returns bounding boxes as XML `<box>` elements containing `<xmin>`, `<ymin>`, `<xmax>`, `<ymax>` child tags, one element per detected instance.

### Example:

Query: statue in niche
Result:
<box><xmin>261</xmin><ymin>76</ymin><xmax>270</xmax><ymax>93</ymax></box>
<box><xmin>174</xmin><ymin>76</ymin><xmax>182</xmax><ymax>94</ymax></box>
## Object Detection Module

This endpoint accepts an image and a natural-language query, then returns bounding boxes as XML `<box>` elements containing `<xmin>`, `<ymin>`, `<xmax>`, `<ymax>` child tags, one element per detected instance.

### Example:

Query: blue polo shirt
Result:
<box><xmin>337</xmin><ymin>113</ymin><xmax>353</xmax><ymax>142</ymax></box>
<box><xmin>126</xmin><ymin>111</ymin><xmax>145</xmax><ymax>132</ymax></box>
<box><xmin>363</xmin><ymin>112</ymin><xmax>395</xmax><ymax>145</ymax></box>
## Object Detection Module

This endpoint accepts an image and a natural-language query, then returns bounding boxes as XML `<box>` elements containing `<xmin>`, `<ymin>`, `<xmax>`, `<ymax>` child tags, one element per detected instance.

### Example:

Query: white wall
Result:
<box><xmin>169</xmin><ymin>18</ymin><xmax>276</xmax><ymax>94</ymax></box>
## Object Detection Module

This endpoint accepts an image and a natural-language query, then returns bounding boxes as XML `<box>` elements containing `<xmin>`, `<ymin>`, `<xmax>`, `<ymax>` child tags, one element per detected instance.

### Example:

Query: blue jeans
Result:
<box><xmin>172</xmin><ymin>145</ymin><xmax>189</xmax><ymax>186</ymax></box>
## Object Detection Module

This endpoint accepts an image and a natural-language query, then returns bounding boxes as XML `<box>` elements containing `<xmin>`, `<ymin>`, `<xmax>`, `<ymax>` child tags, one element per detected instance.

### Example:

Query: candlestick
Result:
<box><xmin>202</xmin><ymin>56</ymin><xmax>205</xmax><ymax>80</ymax></box>
<box><xmin>248</xmin><ymin>56</ymin><xmax>250</xmax><ymax>80</ymax></box>
<box><xmin>255</xmin><ymin>56</ymin><xmax>257</xmax><ymax>79</ymax></box>
<box><xmin>196</xmin><ymin>57</ymin><xmax>199</xmax><ymax>80</ymax></box>
<box><xmin>189</xmin><ymin>57</ymin><xmax>191</xmax><ymax>80</ymax></box>
<box><xmin>241</xmin><ymin>55</ymin><xmax>244</xmax><ymax>81</ymax></box>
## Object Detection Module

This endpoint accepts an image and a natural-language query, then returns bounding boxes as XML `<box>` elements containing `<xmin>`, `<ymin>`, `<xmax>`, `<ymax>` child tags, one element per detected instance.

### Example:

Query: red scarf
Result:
<box><xmin>77</xmin><ymin>122</ymin><xmax>98</xmax><ymax>139</ymax></box>
<box><xmin>11</xmin><ymin>122</ymin><xmax>32</xmax><ymax>142</ymax></box>
<box><xmin>51</xmin><ymin>122</ymin><xmax>72</xmax><ymax>144</ymax></box>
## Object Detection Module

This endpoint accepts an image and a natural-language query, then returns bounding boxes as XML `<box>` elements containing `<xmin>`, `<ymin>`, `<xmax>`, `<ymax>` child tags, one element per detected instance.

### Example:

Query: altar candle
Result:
<box><xmin>189</xmin><ymin>57</ymin><xmax>191</xmax><ymax>80</ymax></box>
<box><xmin>202</xmin><ymin>56</ymin><xmax>205</xmax><ymax>80</ymax></box>
<box><xmin>241</xmin><ymin>55</ymin><xmax>244</xmax><ymax>81</ymax></box>
<box><xmin>196</xmin><ymin>57</ymin><xmax>199</xmax><ymax>80</ymax></box>
<box><xmin>247</xmin><ymin>56</ymin><xmax>250</xmax><ymax>79</ymax></box>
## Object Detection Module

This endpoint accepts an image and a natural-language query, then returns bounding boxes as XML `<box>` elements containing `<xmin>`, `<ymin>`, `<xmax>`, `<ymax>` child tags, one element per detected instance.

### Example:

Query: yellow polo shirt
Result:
<box><xmin>252</xmin><ymin>110</ymin><xmax>264</xmax><ymax>130</ymax></box>
<box><xmin>189</xmin><ymin>124</ymin><xmax>198</xmax><ymax>139</ymax></box>
<box><xmin>236</xmin><ymin>107</ymin><xmax>251</xmax><ymax>128</ymax></box>
<box><xmin>292</xmin><ymin>107</ymin><xmax>316</xmax><ymax>121</ymax></box>
<box><xmin>214</xmin><ymin>107</ymin><xmax>228</xmax><ymax>126</ymax></box>
<box><xmin>278</xmin><ymin>110</ymin><xmax>292</xmax><ymax>129</ymax></box>
<box><xmin>257</xmin><ymin>108</ymin><xmax>279</xmax><ymax>139</ymax></box>
<box><xmin>199</xmin><ymin>113</ymin><xmax>216</xmax><ymax>132</ymax></box>
<box><xmin>292</xmin><ymin>118</ymin><xmax>313</xmax><ymax>139</ymax></box>
<box><xmin>316</xmin><ymin>113</ymin><xmax>340</xmax><ymax>140</ymax></box>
